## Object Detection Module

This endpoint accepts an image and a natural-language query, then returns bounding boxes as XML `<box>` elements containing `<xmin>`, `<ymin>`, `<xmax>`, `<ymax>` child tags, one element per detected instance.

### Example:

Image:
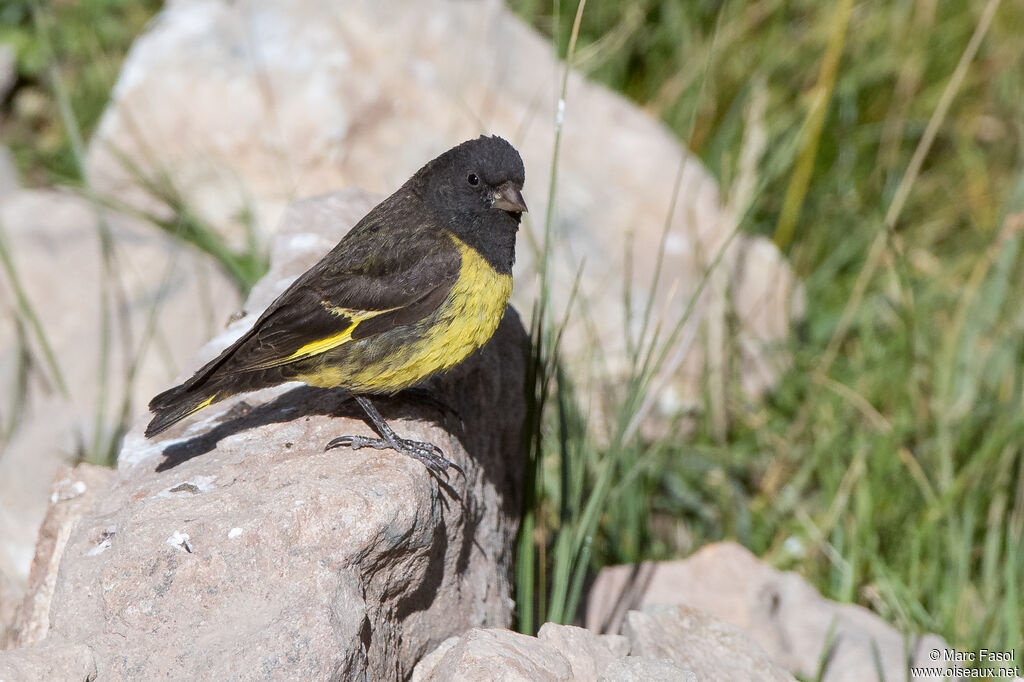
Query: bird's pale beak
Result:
<box><xmin>492</xmin><ymin>182</ymin><xmax>528</xmax><ymax>213</ymax></box>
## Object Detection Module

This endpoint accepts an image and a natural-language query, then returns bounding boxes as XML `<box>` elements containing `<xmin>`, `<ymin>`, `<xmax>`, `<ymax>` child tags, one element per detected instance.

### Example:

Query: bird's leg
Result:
<box><xmin>325</xmin><ymin>396</ymin><xmax>463</xmax><ymax>477</ymax></box>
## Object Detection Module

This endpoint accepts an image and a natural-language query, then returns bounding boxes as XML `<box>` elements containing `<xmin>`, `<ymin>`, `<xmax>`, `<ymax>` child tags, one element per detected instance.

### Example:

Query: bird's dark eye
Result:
<box><xmin>467</xmin><ymin>173</ymin><xmax>479</xmax><ymax>186</ymax></box>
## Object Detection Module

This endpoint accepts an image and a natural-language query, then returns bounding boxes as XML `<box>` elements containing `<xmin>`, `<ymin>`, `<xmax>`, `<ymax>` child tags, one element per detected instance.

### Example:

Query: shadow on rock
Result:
<box><xmin>155</xmin><ymin>385</ymin><xmax>467</xmax><ymax>474</ymax></box>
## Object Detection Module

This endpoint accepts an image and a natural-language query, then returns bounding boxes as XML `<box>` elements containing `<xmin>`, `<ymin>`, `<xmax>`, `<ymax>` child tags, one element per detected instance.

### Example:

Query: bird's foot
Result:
<box><xmin>325</xmin><ymin>434</ymin><xmax>463</xmax><ymax>478</ymax></box>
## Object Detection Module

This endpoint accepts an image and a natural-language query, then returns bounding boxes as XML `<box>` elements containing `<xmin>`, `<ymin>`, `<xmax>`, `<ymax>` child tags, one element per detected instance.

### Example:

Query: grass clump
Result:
<box><xmin>0</xmin><ymin>0</ymin><xmax>162</xmax><ymax>185</ymax></box>
<box><xmin>511</xmin><ymin>0</ymin><xmax>1024</xmax><ymax>664</ymax></box>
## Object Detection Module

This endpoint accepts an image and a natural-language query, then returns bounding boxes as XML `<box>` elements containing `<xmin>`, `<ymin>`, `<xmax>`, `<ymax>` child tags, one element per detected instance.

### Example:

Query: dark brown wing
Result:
<box><xmin>180</xmin><ymin>222</ymin><xmax>459</xmax><ymax>390</ymax></box>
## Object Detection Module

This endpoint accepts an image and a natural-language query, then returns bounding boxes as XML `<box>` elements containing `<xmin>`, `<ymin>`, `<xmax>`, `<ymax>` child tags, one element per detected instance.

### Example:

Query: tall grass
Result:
<box><xmin>0</xmin><ymin>0</ymin><xmax>162</xmax><ymax>184</ymax></box>
<box><xmin>511</xmin><ymin>0</ymin><xmax>1024</xmax><ymax>664</ymax></box>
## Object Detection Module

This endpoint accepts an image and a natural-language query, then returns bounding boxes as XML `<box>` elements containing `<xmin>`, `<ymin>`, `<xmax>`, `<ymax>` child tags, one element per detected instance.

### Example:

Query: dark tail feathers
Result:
<box><xmin>145</xmin><ymin>383</ymin><xmax>223</xmax><ymax>438</ymax></box>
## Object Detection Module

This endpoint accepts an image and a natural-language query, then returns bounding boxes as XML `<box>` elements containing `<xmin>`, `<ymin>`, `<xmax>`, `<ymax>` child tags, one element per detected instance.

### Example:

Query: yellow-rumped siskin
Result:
<box><xmin>145</xmin><ymin>136</ymin><xmax>527</xmax><ymax>475</ymax></box>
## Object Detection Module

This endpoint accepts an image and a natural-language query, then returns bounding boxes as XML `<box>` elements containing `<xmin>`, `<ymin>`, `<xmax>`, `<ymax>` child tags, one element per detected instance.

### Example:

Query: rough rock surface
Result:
<box><xmin>0</xmin><ymin>146</ymin><xmax>17</xmax><ymax>197</ymax></box>
<box><xmin>586</xmin><ymin>542</ymin><xmax>960</xmax><ymax>682</ymax></box>
<box><xmin>624</xmin><ymin>605</ymin><xmax>793</xmax><ymax>682</ymax></box>
<box><xmin>412</xmin><ymin>611</ymin><xmax>794</xmax><ymax>682</ymax></box>
<box><xmin>414</xmin><ymin>628</ymin><xmax>576</xmax><ymax>681</ymax></box>
<box><xmin>0</xmin><ymin>189</ymin><xmax>527</xmax><ymax>680</ymax></box>
<box><xmin>536</xmin><ymin>622</ymin><xmax>629</xmax><ymax>680</ymax></box>
<box><xmin>9</xmin><ymin>464</ymin><xmax>114</xmax><ymax>650</ymax></box>
<box><xmin>597</xmin><ymin>657</ymin><xmax>694</xmax><ymax>682</ymax></box>
<box><xmin>86</xmin><ymin>0</ymin><xmax>803</xmax><ymax>413</ymax></box>
<box><xmin>0</xmin><ymin>643</ymin><xmax>97</xmax><ymax>682</ymax></box>
<box><xmin>0</xmin><ymin>187</ymin><xmax>240</xmax><ymax>605</ymax></box>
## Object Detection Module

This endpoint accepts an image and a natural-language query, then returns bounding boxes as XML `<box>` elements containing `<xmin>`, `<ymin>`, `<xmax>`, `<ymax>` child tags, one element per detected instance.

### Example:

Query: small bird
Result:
<box><xmin>145</xmin><ymin>135</ymin><xmax>527</xmax><ymax>475</ymax></box>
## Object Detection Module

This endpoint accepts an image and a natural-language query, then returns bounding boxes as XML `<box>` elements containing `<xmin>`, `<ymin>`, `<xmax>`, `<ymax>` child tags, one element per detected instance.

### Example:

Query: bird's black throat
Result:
<box><xmin>452</xmin><ymin>212</ymin><xmax>519</xmax><ymax>275</ymax></box>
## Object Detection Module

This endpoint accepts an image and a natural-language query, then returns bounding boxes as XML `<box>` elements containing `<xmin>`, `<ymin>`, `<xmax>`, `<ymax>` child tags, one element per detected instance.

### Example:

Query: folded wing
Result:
<box><xmin>193</xmin><ymin>238</ymin><xmax>459</xmax><ymax>385</ymax></box>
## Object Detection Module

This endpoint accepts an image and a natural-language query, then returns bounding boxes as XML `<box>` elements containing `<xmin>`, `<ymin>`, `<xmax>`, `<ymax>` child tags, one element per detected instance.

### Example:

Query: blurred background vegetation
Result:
<box><xmin>2</xmin><ymin>0</ymin><xmax>1022</xmax><ymax>670</ymax></box>
<box><xmin>0</xmin><ymin>0</ymin><xmax>161</xmax><ymax>184</ymax></box>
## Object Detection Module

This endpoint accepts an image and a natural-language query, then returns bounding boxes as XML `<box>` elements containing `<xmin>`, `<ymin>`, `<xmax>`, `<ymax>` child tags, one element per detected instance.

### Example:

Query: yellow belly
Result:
<box><xmin>298</xmin><ymin>233</ymin><xmax>512</xmax><ymax>393</ymax></box>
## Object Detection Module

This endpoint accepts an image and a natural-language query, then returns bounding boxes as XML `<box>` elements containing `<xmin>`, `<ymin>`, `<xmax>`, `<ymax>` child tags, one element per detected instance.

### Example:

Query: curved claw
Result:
<box><xmin>326</xmin><ymin>435</ymin><xmax>377</xmax><ymax>451</ymax></box>
<box><xmin>325</xmin><ymin>436</ymin><xmax>351</xmax><ymax>451</ymax></box>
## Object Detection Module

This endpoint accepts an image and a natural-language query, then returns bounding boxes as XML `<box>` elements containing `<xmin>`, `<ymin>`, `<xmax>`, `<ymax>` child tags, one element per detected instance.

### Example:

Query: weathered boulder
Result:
<box><xmin>0</xmin><ymin>187</ymin><xmax>240</xmax><ymax>606</ymax></box>
<box><xmin>535</xmin><ymin>622</ymin><xmax>630</xmax><ymax>680</ymax></box>
<box><xmin>586</xmin><ymin>542</ymin><xmax>961</xmax><ymax>682</ymax></box>
<box><xmin>0</xmin><ymin>146</ymin><xmax>17</xmax><ymax>197</ymax></box>
<box><xmin>1</xmin><ymin>189</ymin><xmax>527</xmax><ymax>680</ymax></box>
<box><xmin>596</xmin><ymin>657</ymin><xmax>694</xmax><ymax>682</ymax></box>
<box><xmin>412</xmin><ymin>610</ymin><xmax>794</xmax><ymax>682</ymax></box>
<box><xmin>86</xmin><ymin>0</ymin><xmax>803</xmax><ymax>416</ymax></box>
<box><xmin>623</xmin><ymin>605</ymin><xmax>793</xmax><ymax>682</ymax></box>
<box><xmin>8</xmin><ymin>464</ymin><xmax>114</xmax><ymax>650</ymax></box>
<box><xmin>414</xmin><ymin>628</ymin><xmax>578</xmax><ymax>681</ymax></box>
<box><xmin>0</xmin><ymin>643</ymin><xmax>97</xmax><ymax>682</ymax></box>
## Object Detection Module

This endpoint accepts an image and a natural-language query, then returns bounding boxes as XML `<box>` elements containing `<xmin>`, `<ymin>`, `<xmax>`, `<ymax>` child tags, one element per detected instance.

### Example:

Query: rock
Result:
<box><xmin>0</xmin><ymin>643</ymin><xmax>97</xmax><ymax>682</ymax></box>
<box><xmin>623</xmin><ymin>605</ymin><xmax>794</xmax><ymax>682</ymax></box>
<box><xmin>597</xmin><ymin>657</ymin><xmax>694</xmax><ymax>682</ymax></box>
<box><xmin>536</xmin><ymin>622</ymin><xmax>629</xmax><ymax>680</ymax></box>
<box><xmin>412</xmin><ymin>624</ymin><xmax>629</xmax><ymax>682</ymax></box>
<box><xmin>412</xmin><ymin>614</ymin><xmax>788</xmax><ymax>682</ymax></box>
<box><xmin>413</xmin><ymin>629</ymin><xmax>573</xmax><ymax>682</ymax></box>
<box><xmin>586</xmin><ymin>542</ymin><xmax>959</xmax><ymax>682</ymax></box>
<box><xmin>1</xmin><ymin>189</ymin><xmax>527</xmax><ymax>680</ymax></box>
<box><xmin>86</xmin><ymin>0</ymin><xmax>803</xmax><ymax>415</ymax></box>
<box><xmin>0</xmin><ymin>146</ymin><xmax>18</xmax><ymax>197</ymax></box>
<box><xmin>0</xmin><ymin>188</ymin><xmax>240</xmax><ymax>607</ymax></box>
<box><xmin>10</xmin><ymin>464</ymin><xmax>114</xmax><ymax>649</ymax></box>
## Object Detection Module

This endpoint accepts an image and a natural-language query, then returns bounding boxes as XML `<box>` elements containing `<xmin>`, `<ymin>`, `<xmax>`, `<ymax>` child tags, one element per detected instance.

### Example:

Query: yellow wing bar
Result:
<box><xmin>249</xmin><ymin>305</ymin><xmax>397</xmax><ymax>370</ymax></box>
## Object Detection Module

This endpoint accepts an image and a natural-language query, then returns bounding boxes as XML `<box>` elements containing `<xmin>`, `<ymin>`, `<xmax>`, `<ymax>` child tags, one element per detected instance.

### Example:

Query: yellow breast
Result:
<box><xmin>345</xmin><ymin>232</ymin><xmax>513</xmax><ymax>392</ymax></box>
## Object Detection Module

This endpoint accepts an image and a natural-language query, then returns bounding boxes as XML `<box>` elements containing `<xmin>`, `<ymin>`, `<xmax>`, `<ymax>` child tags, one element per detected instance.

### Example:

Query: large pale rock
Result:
<box><xmin>1</xmin><ymin>189</ymin><xmax>527</xmax><ymax>680</ymax></box>
<box><xmin>86</xmin><ymin>0</ymin><xmax>803</xmax><ymax>416</ymax></box>
<box><xmin>623</xmin><ymin>605</ymin><xmax>793</xmax><ymax>682</ymax></box>
<box><xmin>0</xmin><ymin>146</ymin><xmax>17</xmax><ymax>197</ymax></box>
<box><xmin>0</xmin><ymin>643</ymin><xmax>97</xmax><ymax>682</ymax></box>
<box><xmin>413</xmin><ymin>629</ymin><xmax>575</xmax><ymax>681</ymax></box>
<box><xmin>586</xmin><ymin>542</ymin><xmax>961</xmax><ymax>682</ymax></box>
<box><xmin>412</xmin><ymin>625</ymin><xmax>630</xmax><ymax>682</ymax></box>
<box><xmin>597</xmin><ymin>657</ymin><xmax>694</xmax><ymax>682</ymax></box>
<box><xmin>536</xmin><ymin>622</ymin><xmax>629</xmax><ymax>680</ymax></box>
<box><xmin>412</xmin><ymin>613</ymin><xmax>793</xmax><ymax>682</ymax></box>
<box><xmin>0</xmin><ymin>189</ymin><xmax>240</xmax><ymax>603</ymax></box>
<box><xmin>9</xmin><ymin>464</ymin><xmax>114</xmax><ymax>650</ymax></box>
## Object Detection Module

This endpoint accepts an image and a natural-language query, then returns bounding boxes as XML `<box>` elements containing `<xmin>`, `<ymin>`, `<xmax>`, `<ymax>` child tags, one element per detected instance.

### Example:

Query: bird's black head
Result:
<box><xmin>412</xmin><ymin>135</ymin><xmax>527</xmax><ymax>274</ymax></box>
